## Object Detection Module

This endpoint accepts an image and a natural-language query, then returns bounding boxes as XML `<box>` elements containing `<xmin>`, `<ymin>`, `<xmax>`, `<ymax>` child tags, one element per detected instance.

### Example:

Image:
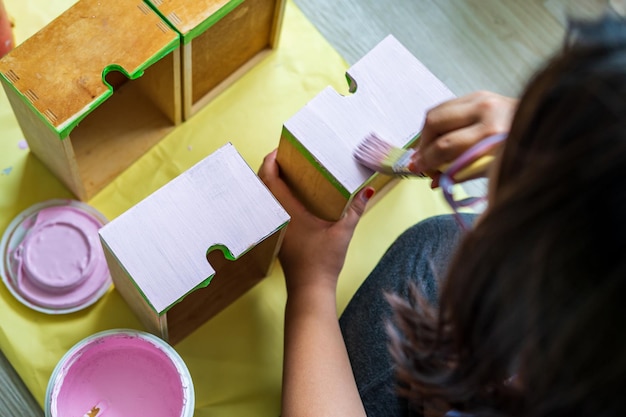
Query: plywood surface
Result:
<box><xmin>99</xmin><ymin>143</ymin><xmax>289</xmax><ymax>314</ymax></box>
<box><xmin>71</xmin><ymin>74</ymin><xmax>178</xmax><ymax>198</ymax></box>
<box><xmin>282</xmin><ymin>35</ymin><xmax>455</xmax><ymax>195</ymax></box>
<box><xmin>189</xmin><ymin>0</ymin><xmax>279</xmax><ymax>103</ymax></box>
<box><xmin>0</xmin><ymin>0</ymin><xmax>178</xmax><ymax>135</ymax></box>
<box><xmin>146</xmin><ymin>0</ymin><xmax>239</xmax><ymax>38</ymax></box>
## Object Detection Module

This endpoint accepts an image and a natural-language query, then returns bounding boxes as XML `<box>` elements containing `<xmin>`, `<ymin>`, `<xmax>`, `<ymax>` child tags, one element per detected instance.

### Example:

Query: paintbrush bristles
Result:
<box><xmin>354</xmin><ymin>133</ymin><xmax>422</xmax><ymax>177</ymax></box>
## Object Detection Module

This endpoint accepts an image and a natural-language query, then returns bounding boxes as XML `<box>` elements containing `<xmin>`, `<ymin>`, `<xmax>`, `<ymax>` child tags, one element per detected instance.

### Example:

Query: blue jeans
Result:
<box><xmin>339</xmin><ymin>214</ymin><xmax>474</xmax><ymax>416</ymax></box>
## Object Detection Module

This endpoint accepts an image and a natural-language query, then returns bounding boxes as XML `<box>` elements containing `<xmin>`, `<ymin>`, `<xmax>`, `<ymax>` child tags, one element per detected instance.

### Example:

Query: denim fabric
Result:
<box><xmin>444</xmin><ymin>411</ymin><xmax>475</xmax><ymax>417</ymax></box>
<box><xmin>339</xmin><ymin>214</ymin><xmax>475</xmax><ymax>416</ymax></box>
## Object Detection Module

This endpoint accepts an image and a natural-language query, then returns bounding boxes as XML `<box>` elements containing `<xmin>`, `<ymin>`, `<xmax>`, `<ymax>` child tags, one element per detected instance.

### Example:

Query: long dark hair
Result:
<box><xmin>388</xmin><ymin>14</ymin><xmax>626</xmax><ymax>417</ymax></box>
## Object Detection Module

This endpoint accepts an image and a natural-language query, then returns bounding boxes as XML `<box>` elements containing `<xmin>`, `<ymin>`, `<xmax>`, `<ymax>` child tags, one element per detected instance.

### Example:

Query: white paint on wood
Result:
<box><xmin>283</xmin><ymin>35</ymin><xmax>455</xmax><ymax>195</ymax></box>
<box><xmin>99</xmin><ymin>143</ymin><xmax>290</xmax><ymax>314</ymax></box>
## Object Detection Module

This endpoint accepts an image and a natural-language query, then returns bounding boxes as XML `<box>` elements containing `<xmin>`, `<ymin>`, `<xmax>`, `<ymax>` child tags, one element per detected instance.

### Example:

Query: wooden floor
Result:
<box><xmin>294</xmin><ymin>0</ymin><xmax>609</xmax><ymax>96</ymax></box>
<box><xmin>0</xmin><ymin>0</ymin><xmax>612</xmax><ymax>414</ymax></box>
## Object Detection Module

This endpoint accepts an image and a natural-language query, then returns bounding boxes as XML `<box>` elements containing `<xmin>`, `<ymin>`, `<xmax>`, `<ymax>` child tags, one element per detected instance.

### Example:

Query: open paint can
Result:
<box><xmin>0</xmin><ymin>199</ymin><xmax>112</xmax><ymax>314</ymax></box>
<box><xmin>45</xmin><ymin>329</ymin><xmax>195</xmax><ymax>417</ymax></box>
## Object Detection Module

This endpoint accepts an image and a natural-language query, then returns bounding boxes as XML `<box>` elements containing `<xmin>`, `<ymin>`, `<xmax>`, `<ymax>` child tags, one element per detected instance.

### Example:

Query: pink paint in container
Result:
<box><xmin>46</xmin><ymin>329</ymin><xmax>194</xmax><ymax>417</ymax></box>
<box><xmin>0</xmin><ymin>199</ymin><xmax>112</xmax><ymax>314</ymax></box>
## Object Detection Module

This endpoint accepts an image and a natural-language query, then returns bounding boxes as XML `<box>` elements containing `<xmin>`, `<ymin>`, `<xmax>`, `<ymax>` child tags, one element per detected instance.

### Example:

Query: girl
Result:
<box><xmin>260</xmin><ymin>12</ymin><xmax>626</xmax><ymax>417</ymax></box>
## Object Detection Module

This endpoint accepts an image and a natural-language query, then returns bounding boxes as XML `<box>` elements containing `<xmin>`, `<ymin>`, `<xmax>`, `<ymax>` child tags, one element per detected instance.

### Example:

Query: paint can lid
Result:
<box><xmin>45</xmin><ymin>329</ymin><xmax>195</xmax><ymax>417</ymax></box>
<box><xmin>0</xmin><ymin>199</ymin><xmax>112</xmax><ymax>314</ymax></box>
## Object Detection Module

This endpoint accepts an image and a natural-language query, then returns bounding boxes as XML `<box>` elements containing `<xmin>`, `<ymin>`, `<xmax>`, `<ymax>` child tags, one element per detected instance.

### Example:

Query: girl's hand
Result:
<box><xmin>260</xmin><ymin>150</ymin><xmax>371</xmax><ymax>417</ymax></box>
<box><xmin>259</xmin><ymin>149</ymin><xmax>374</xmax><ymax>295</ymax></box>
<box><xmin>412</xmin><ymin>91</ymin><xmax>518</xmax><ymax>187</ymax></box>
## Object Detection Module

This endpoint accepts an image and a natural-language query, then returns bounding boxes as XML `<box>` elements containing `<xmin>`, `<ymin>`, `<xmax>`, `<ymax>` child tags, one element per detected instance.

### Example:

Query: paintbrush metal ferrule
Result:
<box><xmin>354</xmin><ymin>133</ymin><xmax>498</xmax><ymax>181</ymax></box>
<box><xmin>391</xmin><ymin>148</ymin><xmax>423</xmax><ymax>177</ymax></box>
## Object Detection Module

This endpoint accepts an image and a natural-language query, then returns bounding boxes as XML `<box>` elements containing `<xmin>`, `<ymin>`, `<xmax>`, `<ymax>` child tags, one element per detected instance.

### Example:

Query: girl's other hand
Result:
<box><xmin>259</xmin><ymin>149</ymin><xmax>374</xmax><ymax>295</ymax></box>
<box><xmin>412</xmin><ymin>91</ymin><xmax>518</xmax><ymax>187</ymax></box>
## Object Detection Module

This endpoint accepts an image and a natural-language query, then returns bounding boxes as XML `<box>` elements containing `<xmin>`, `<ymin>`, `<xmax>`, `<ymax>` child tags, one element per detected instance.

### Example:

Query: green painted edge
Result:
<box><xmin>403</xmin><ymin>132</ymin><xmax>421</xmax><ymax>149</ymax></box>
<box><xmin>144</xmin><ymin>0</ymin><xmax>244</xmax><ymax>45</ymax></box>
<box><xmin>158</xmin><ymin>220</ymin><xmax>290</xmax><ymax>315</ymax></box>
<box><xmin>346</xmin><ymin>72</ymin><xmax>357</xmax><ymax>94</ymax></box>
<box><xmin>340</xmin><ymin>70</ymin><xmax>422</xmax><ymax>193</ymax></box>
<box><xmin>0</xmin><ymin>73</ymin><xmax>63</xmax><ymax>140</ymax></box>
<box><xmin>99</xmin><ymin>239</ymin><xmax>160</xmax><ymax>314</ymax></box>
<box><xmin>142</xmin><ymin>1</ymin><xmax>179</xmax><ymax>38</ymax></box>
<box><xmin>282</xmin><ymin>127</ymin><xmax>351</xmax><ymax>199</ymax></box>
<box><xmin>57</xmin><ymin>38</ymin><xmax>180</xmax><ymax>138</ymax></box>
<box><xmin>0</xmin><ymin>37</ymin><xmax>179</xmax><ymax>140</ymax></box>
<box><xmin>185</xmin><ymin>0</ymin><xmax>244</xmax><ymax>43</ymax></box>
<box><xmin>353</xmin><ymin>132</ymin><xmax>423</xmax><ymax>194</ymax></box>
<box><xmin>206</xmin><ymin>243</ymin><xmax>237</xmax><ymax>262</ymax></box>
<box><xmin>281</xmin><ymin>129</ymin><xmax>423</xmax><ymax>200</ymax></box>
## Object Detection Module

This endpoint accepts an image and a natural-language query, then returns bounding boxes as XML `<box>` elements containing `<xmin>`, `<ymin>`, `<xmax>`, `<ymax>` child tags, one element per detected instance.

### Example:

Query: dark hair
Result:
<box><xmin>388</xmin><ymin>13</ymin><xmax>626</xmax><ymax>417</ymax></box>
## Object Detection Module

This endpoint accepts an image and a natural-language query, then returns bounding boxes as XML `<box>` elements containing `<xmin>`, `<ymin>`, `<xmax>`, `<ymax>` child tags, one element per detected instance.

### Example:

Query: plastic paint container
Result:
<box><xmin>0</xmin><ymin>199</ymin><xmax>111</xmax><ymax>314</ymax></box>
<box><xmin>46</xmin><ymin>329</ymin><xmax>195</xmax><ymax>417</ymax></box>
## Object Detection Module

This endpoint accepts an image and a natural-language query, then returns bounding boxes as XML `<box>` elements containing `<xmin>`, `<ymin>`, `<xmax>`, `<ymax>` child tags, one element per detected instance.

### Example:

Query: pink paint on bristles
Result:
<box><xmin>353</xmin><ymin>133</ymin><xmax>393</xmax><ymax>171</ymax></box>
<box><xmin>354</xmin><ymin>133</ymin><xmax>422</xmax><ymax>177</ymax></box>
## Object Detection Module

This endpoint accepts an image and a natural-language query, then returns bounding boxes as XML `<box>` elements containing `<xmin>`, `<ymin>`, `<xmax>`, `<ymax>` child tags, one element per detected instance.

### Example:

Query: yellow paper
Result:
<box><xmin>0</xmin><ymin>0</ymin><xmax>451</xmax><ymax>415</ymax></box>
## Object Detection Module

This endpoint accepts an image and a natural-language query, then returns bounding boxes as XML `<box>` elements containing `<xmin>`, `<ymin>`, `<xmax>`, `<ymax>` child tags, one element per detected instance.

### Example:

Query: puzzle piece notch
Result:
<box><xmin>278</xmin><ymin>35</ymin><xmax>456</xmax><ymax>220</ymax></box>
<box><xmin>0</xmin><ymin>0</ymin><xmax>179</xmax><ymax>137</ymax></box>
<box><xmin>99</xmin><ymin>143</ymin><xmax>290</xmax><ymax>316</ymax></box>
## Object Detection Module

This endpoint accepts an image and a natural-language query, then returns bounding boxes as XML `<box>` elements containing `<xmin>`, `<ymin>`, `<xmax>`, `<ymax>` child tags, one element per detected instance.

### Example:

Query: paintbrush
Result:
<box><xmin>353</xmin><ymin>133</ymin><xmax>496</xmax><ymax>182</ymax></box>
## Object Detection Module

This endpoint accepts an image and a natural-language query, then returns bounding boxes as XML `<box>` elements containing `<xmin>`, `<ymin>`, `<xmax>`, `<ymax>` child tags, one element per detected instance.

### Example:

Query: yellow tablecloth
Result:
<box><xmin>0</xmin><ymin>0</ymin><xmax>451</xmax><ymax>415</ymax></box>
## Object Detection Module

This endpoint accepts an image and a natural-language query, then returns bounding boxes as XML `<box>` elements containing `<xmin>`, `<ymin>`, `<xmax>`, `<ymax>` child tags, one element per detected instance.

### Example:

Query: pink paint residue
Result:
<box><xmin>18</xmin><ymin>139</ymin><xmax>28</xmax><ymax>150</ymax></box>
<box><xmin>49</xmin><ymin>331</ymin><xmax>192</xmax><ymax>417</ymax></box>
<box><xmin>10</xmin><ymin>205</ymin><xmax>109</xmax><ymax>310</ymax></box>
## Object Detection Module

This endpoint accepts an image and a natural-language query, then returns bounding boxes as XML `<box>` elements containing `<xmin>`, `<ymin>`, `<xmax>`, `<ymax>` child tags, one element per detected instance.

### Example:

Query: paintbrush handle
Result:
<box><xmin>438</xmin><ymin>154</ymin><xmax>495</xmax><ymax>182</ymax></box>
<box><xmin>390</xmin><ymin>153</ymin><xmax>495</xmax><ymax>180</ymax></box>
<box><xmin>354</xmin><ymin>133</ymin><xmax>500</xmax><ymax>180</ymax></box>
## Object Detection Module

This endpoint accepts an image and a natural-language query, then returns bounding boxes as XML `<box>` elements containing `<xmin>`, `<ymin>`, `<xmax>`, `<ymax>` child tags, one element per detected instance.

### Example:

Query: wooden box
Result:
<box><xmin>0</xmin><ymin>0</ymin><xmax>181</xmax><ymax>201</ymax></box>
<box><xmin>145</xmin><ymin>0</ymin><xmax>286</xmax><ymax>119</ymax></box>
<box><xmin>276</xmin><ymin>35</ymin><xmax>456</xmax><ymax>221</ymax></box>
<box><xmin>99</xmin><ymin>143</ymin><xmax>290</xmax><ymax>345</ymax></box>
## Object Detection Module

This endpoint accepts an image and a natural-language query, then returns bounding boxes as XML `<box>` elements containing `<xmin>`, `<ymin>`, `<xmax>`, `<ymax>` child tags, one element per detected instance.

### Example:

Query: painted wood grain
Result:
<box><xmin>277</xmin><ymin>35</ymin><xmax>455</xmax><ymax>220</ymax></box>
<box><xmin>99</xmin><ymin>143</ymin><xmax>290</xmax><ymax>315</ymax></box>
